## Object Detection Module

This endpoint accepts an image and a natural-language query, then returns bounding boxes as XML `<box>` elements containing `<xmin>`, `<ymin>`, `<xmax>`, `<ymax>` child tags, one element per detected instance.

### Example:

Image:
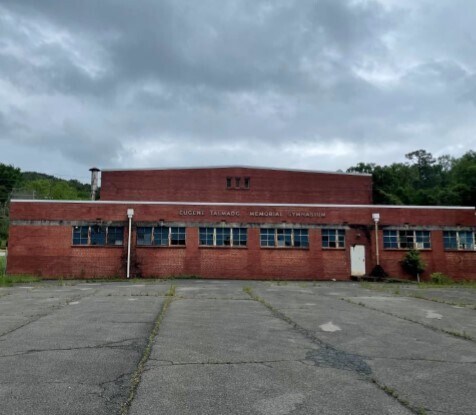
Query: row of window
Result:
<box><xmin>71</xmin><ymin>226</ymin><xmax>476</xmax><ymax>251</ymax></box>
<box><xmin>226</xmin><ymin>176</ymin><xmax>250</xmax><ymax>189</ymax></box>
<box><xmin>72</xmin><ymin>226</ymin><xmax>124</xmax><ymax>246</ymax></box>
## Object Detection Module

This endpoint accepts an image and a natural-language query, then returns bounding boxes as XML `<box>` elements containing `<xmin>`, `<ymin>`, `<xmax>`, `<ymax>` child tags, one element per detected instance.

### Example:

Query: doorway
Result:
<box><xmin>350</xmin><ymin>245</ymin><xmax>366</xmax><ymax>277</ymax></box>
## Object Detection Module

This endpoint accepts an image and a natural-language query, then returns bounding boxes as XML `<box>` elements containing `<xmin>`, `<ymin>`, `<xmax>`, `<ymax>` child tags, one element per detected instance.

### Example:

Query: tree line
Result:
<box><xmin>0</xmin><ymin>164</ymin><xmax>90</xmax><ymax>247</ymax></box>
<box><xmin>347</xmin><ymin>149</ymin><xmax>475</xmax><ymax>206</ymax></box>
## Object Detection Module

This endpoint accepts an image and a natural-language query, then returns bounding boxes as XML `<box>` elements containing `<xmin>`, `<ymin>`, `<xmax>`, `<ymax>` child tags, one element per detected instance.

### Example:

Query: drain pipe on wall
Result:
<box><xmin>126</xmin><ymin>209</ymin><xmax>134</xmax><ymax>279</ymax></box>
<box><xmin>372</xmin><ymin>213</ymin><xmax>380</xmax><ymax>266</ymax></box>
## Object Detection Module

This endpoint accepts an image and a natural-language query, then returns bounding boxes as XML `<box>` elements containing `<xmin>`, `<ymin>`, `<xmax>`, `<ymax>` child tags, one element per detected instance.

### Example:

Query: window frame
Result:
<box><xmin>443</xmin><ymin>230</ymin><xmax>475</xmax><ymax>251</ymax></box>
<box><xmin>136</xmin><ymin>225</ymin><xmax>186</xmax><ymax>247</ymax></box>
<box><xmin>321</xmin><ymin>228</ymin><xmax>345</xmax><ymax>249</ymax></box>
<box><xmin>72</xmin><ymin>225</ymin><xmax>124</xmax><ymax>247</ymax></box>
<box><xmin>259</xmin><ymin>228</ymin><xmax>309</xmax><ymax>249</ymax></box>
<box><xmin>199</xmin><ymin>227</ymin><xmax>247</xmax><ymax>248</ymax></box>
<box><xmin>383</xmin><ymin>229</ymin><xmax>432</xmax><ymax>250</ymax></box>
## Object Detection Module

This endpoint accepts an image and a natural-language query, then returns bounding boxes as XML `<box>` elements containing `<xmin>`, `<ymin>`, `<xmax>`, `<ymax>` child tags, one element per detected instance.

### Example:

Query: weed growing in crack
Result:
<box><xmin>165</xmin><ymin>285</ymin><xmax>176</xmax><ymax>297</ymax></box>
<box><xmin>120</xmin><ymin>295</ymin><xmax>174</xmax><ymax>414</ymax></box>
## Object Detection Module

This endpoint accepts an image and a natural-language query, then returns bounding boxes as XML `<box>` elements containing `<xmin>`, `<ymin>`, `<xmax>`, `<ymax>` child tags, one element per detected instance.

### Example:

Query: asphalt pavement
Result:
<box><xmin>0</xmin><ymin>280</ymin><xmax>474</xmax><ymax>414</ymax></box>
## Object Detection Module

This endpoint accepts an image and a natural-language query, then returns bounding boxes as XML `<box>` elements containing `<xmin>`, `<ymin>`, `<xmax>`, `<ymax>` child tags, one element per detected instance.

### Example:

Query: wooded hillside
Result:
<box><xmin>0</xmin><ymin>165</ymin><xmax>91</xmax><ymax>247</ymax></box>
<box><xmin>347</xmin><ymin>150</ymin><xmax>476</xmax><ymax>207</ymax></box>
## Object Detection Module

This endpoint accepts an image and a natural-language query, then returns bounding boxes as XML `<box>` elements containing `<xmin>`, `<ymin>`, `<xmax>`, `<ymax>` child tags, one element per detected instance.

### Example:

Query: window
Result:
<box><xmin>260</xmin><ymin>228</ymin><xmax>275</xmax><ymax>247</ymax></box>
<box><xmin>72</xmin><ymin>226</ymin><xmax>89</xmax><ymax>245</ymax></box>
<box><xmin>199</xmin><ymin>227</ymin><xmax>247</xmax><ymax>247</ymax></box>
<box><xmin>137</xmin><ymin>226</ymin><xmax>186</xmax><ymax>246</ymax></box>
<box><xmin>293</xmin><ymin>228</ymin><xmax>309</xmax><ymax>248</ymax></box>
<box><xmin>90</xmin><ymin>225</ymin><xmax>106</xmax><ymax>245</ymax></box>
<box><xmin>233</xmin><ymin>228</ymin><xmax>248</xmax><ymax>246</ymax></box>
<box><xmin>107</xmin><ymin>226</ymin><xmax>125</xmax><ymax>246</ymax></box>
<box><xmin>226</xmin><ymin>176</ymin><xmax>250</xmax><ymax>189</ymax></box>
<box><xmin>260</xmin><ymin>228</ymin><xmax>309</xmax><ymax>248</ymax></box>
<box><xmin>215</xmin><ymin>228</ymin><xmax>231</xmax><ymax>246</ymax></box>
<box><xmin>72</xmin><ymin>225</ymin><xmax>124</xmax><ymax>246</ymax></box>
<box><xmin>137</xmin><ymin>227</ymin><xmax>153</xmax><ymax>246</ymax></box>
<box><xmin>383</xmin><ymin>230</ymin><xmax>431</xmax><ymax>249</ymax></box>
<box><xmin>321</xmin><ymin>229</ymin><xmax>345</xmax><ymax>248</ymax></box>
<box><xmin>170</xmin><ymin>227</ymin><xmax>186</xmax><ymax>246</ymax></box>
<box><xmin>443</xmin><ymin>230</ymin><xmax>475</xmax><ymax>251</ymax></box>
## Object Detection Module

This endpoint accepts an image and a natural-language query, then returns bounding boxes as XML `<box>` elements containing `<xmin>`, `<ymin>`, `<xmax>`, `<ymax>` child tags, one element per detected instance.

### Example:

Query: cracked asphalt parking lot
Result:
<box><xmin>0</xmin><ymin>281</ymin><xmax>475</xmax><ymax>415</ymax></box>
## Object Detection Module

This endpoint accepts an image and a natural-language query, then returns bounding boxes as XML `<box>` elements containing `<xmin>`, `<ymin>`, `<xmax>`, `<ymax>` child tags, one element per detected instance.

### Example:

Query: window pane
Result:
<box><xmin>90</xmin><ymin>226</ymin><xmax>106</xmax><ymax>246</ymax></box>
<box><xmin>398</xmin><ymin>230</ymin><xmax>414</xmax><ymax>249</ymax></box>
<box><xmin>215</xmin><ymin>228</ymin><xmax>231</xmax><ymax>246</ymax></box>
<box><xmin>199</xmin><ymin>227</ymin><xmax>214</xmax><ymax>246</ymax></box>
<box><xmin>171</xmin><ymin>227</ymin><xmax>186</xmax><ymax>246</ymax></box>
<box><xmin>277</xmin><ymin>229</ymin><xmax>292</xmax><ymax>247</ymax></box>
<box><xmin>260</xmin><ymin>229</ymin><xmax>275</xmax><ymax>247</ymax></box>
<box><xmin>337</xmin><ymin>230</ymin><xmax>345</xmax><ymax>248</ymax></box>
<box><xmin>383</xmin><ymin>230</ymin><xmax>398</xmax><ymax>249</ymax></box>
<box><xmin>443</xmin><ymin>231</ymin><xmax>457</xmax><ymax>249</ymax></box>
<box><xmin>72</xmin><ymin>226</ymin><xmax>89</xmax><ymax>245</ymax></box>
<box><xmin>137</xmin><ymin>227</ymin><xmax>152</xmax><ymax>246</ymax></box>
<box><xmin>415</xmin><ymin>231</ymin><xmax>431</xmax><ymax>249</ymax></box>
<box><xmin>294</xmin><ymin>229</ymin><xmax>309</xmax><ymax>248</ymax></box>
<box><xmin>153</xmin><ymin>226</ymin><xmax>169</xmax><ymax>246</ymax></box>
<box><xmin>459</xmin><ymin>231</ymin><xmax>474</xmax><ymax>250</ymax></box>
<box><xmin>107</xmin><ymin>226</ymin><xmax>124</xmax><ymax>246</ymax></box>
<box><xmin>233</xmin><ymin>228</ymin><xmax>247</xmax><ymax>246</ymax></box>
<box><xmin>322</xmin><ymin>229</ymin><xmax>344</xmax><ymax>248</ymax></box>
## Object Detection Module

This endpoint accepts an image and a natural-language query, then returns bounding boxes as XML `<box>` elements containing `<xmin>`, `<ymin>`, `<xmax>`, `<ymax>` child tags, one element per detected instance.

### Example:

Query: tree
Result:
<box><xmin>0</xmin><ymin>164</ymin><xmax>22</xmax><ymax>205</ymax></box>
<box><xmin>401</xmin><ymin>249</ymin><xmax>426</xmax><ymax>283</ymax></box>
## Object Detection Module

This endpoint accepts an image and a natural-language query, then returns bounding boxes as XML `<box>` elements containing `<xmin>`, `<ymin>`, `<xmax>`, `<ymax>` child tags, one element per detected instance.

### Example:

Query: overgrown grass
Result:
<box><xmin>0</xmin><ymin>256</ymin><xmax>41</xmax><ymax>286</ymax></box>
<box><xmin>0</xmin><ymin>256</ymin><xmax>5</xmax><ymax>277</ymax></box>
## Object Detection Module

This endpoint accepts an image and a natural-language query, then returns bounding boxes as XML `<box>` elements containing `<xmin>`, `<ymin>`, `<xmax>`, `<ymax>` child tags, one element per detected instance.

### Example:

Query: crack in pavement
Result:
<box><xmin>146</xmin><ymin>358</ymin><xmax>307</xmax><ymax>367</ymax></box>
<box><xmin>0</xmin><ymin>290</ymin><xmax>100</xmax><ymax>340</ymax></box>
<box><xmin>342</xmin><ymin>297</ymin><xmax>475</xmax><ymax>342</ymax></box>
<box><xmin>0</xmin><ymin>337</ymin><xmax>145</xmax><ymax>358</ymax></box>
<box><xmin>244</xmin><ymin>289</ymin><xmax>372</xmax><ymax>376</ymax></box>
<box><xmin>368</xmin><ymin>356</ymin><xmax>476</xmax><ymax>364</ymax></box>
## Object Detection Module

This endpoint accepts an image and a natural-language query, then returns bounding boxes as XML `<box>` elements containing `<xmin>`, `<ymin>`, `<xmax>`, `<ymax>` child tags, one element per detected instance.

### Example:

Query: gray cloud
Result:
<box><xmin>0</xmin><ymin>0</ymin><xmax>475</xmax><ymax>180</ymax></box>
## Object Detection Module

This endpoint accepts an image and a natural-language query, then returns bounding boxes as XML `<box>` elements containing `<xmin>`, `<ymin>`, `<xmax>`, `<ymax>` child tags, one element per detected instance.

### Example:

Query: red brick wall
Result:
<box><xmin>100</xmin><ymin>167</ymin><xmax>373</xmax><ymax>204</ymax></box>
<box><xmin>7</xmin><ymin>201</ymin><xmax>476</xmax><ymax>280</ymax></box>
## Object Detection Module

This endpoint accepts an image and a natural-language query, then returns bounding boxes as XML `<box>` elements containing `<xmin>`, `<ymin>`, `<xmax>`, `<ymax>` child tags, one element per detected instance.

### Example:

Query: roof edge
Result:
<box><xmin>99</xmin><ymin>165</ymin><xmax>372</xmax><ymax>177</ymax></box>
<box><xmin>10</xmin><ymin>199</ymin><xmax>475</xmax><ymax>210</ymax></box>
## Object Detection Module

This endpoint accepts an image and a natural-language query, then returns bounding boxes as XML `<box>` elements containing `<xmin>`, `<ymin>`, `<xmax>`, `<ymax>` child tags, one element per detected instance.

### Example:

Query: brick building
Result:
<box><xmin>6</xmin><ymin>166</ymin><xmax>476</xmax><ymax>280</ymax></box>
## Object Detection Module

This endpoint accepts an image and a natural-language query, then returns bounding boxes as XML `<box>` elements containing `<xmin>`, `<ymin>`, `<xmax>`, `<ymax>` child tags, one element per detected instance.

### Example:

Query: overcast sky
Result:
<box><xmin>0</xmin><ymin>0</ymin><xmax>475</xmax><ymax>182</ymax></box>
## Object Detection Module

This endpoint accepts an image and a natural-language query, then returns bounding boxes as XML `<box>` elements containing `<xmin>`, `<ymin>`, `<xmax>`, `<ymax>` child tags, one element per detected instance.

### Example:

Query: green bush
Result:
<box><xmin>401</xmin><ymin>249</ymin><xmax>426</xmax><ymax>282</ymax></box>
<box><xmin>429</xmin><ymin>272</ymin><xmax>453</xmax><ymax>285</ymax></box>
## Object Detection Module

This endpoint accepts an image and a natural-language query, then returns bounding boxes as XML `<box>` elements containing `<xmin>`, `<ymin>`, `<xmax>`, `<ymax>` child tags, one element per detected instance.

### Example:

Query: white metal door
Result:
<box><xmin>351</xmin><ymin>245</ymin><xmax>366</xmax><ymax>276</ymax></box>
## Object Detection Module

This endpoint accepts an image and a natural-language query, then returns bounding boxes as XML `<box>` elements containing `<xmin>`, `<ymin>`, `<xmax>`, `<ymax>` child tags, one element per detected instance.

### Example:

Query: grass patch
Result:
<box><xmin>0</xmin><ymin>275</ymin><xmax>41</xmax><ymax>287</ymax></box>
<box><xmin>0</xmin><ymin>258</ymin><xmax>41</xmax><ymax>286</ymax></box>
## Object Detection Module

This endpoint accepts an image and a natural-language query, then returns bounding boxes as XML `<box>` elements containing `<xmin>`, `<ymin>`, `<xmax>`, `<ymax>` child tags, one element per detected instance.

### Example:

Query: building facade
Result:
<box><xmin>6</xmin><ymin>167</ymin><xmax>476</xmax><ymax>280</ymax></box>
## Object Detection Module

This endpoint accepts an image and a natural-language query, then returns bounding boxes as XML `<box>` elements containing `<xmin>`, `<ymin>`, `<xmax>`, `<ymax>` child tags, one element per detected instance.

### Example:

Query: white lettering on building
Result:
<box><xmin>209</xmin><ymin>210</ymin><xmax>240</xmax><ymax>217</ymax></box>
<box><xmin>287</xmin><ymin>211</ymin><xmax>326</xmax><ymax>218</ymax></box>
<box><xmin>179</xmin><ymin>210</ymin><xmax>205</xmax><ymax>216</ymax></box>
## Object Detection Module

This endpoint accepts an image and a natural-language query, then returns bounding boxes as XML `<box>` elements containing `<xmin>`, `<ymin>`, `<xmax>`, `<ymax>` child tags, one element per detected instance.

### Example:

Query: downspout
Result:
<box><xmin>126</xmin><ymin>209</ymin><xmax>134</xmax><ymax>279</ymax></box>
<box><xmin>372</xmin><ymin>213</ymin><xmax>380</xmax><ymax>266</ymax></box>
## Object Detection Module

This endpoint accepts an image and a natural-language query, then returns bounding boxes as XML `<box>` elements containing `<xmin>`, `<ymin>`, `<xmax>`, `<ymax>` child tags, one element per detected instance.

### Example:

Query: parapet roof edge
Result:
<box><xmin>99</xmin><ymin>165</ymin><xmax>372</xmax><ymax>177</ymax></box>
<box><xmin>10</xmin><ymin>199</ymin><xmax>475</xmax><ymax>210</ymax></box>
